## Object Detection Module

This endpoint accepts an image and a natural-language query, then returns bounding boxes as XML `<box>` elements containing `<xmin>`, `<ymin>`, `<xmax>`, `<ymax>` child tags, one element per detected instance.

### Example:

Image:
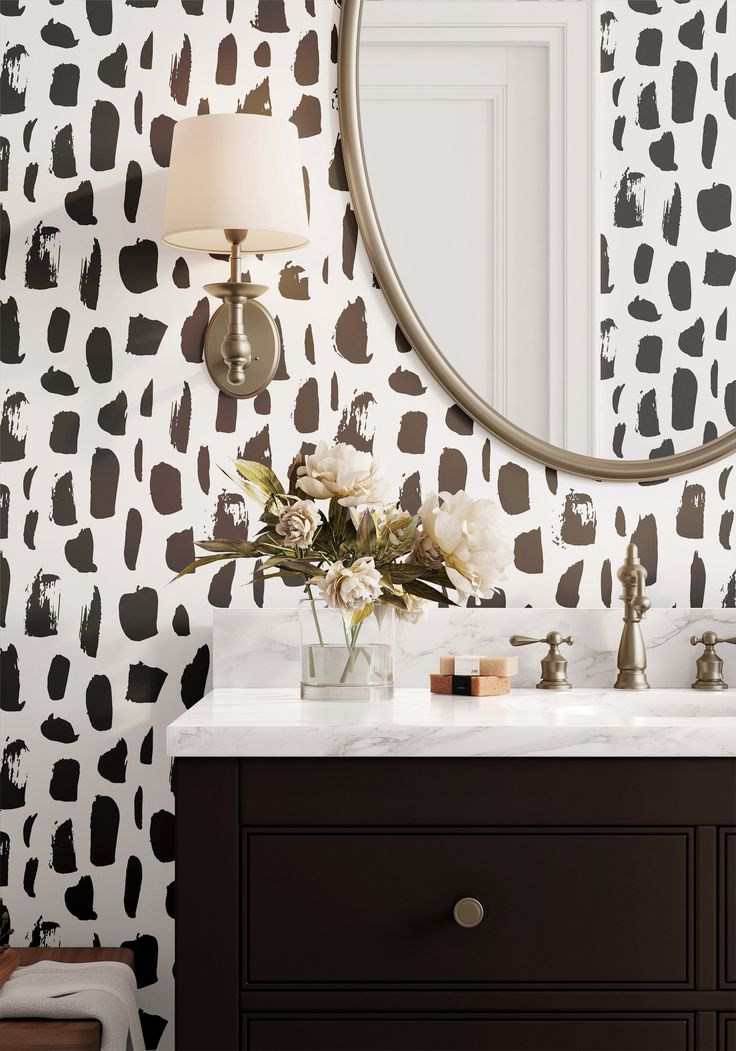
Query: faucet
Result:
<box><xmin>690</xmin><ymin>631</ymin><xmax>736</xmax><ymax>689</ymax></box>
<box><xmin>614</xmin><ymin>542</ymin><xmax>651</xmax><ymax>690</ymax></box>
<box><xmin>510</xmin><ymin>631</ymin><xmax>574</xmax><ymax>690</ymax></box>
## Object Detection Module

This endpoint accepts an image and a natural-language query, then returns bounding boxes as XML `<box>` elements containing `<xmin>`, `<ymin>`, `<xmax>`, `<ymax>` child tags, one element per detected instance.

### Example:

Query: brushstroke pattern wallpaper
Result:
<box><xmin>599</xmin><ymin>0</ymin><xmax>736</xmax><ymax>458</ymax></box>
<box><xmin>0</xmin><ymin>1</ymin><xmax>734</xmax><ymax>1046</ymax></box>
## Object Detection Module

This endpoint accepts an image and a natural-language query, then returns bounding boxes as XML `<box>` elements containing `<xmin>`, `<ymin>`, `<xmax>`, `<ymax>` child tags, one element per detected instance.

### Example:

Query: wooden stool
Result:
<box><xmin>0</xmin><ymin>948</ymin><xmax>134</xmax><ymax>1051</ymax></box>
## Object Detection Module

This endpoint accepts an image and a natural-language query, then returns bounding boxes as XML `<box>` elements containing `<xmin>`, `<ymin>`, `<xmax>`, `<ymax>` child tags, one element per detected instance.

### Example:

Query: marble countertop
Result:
<box><xmin>167</xmin><ymin>687</ymin><xmax>736</xmax><ymax>758</ymax></box>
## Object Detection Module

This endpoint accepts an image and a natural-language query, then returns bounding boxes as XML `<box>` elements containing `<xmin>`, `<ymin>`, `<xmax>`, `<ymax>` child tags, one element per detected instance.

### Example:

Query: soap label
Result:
<box><xmin>454</xmin><ymin>655</ymin><xmax>480</xmax><ymax>676</ymax></box>
<box><xmin>451</xmin><ymin>675</ymin><xmax>472</xmax><ymax>695</ymax></box>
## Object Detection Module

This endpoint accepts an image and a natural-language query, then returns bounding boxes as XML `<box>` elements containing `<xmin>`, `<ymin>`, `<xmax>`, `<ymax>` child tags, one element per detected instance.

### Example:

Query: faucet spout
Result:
<box><xmin>614</xmin><ymin>542</ymin><xmax>650</xmax><ymax>690</ymax></box>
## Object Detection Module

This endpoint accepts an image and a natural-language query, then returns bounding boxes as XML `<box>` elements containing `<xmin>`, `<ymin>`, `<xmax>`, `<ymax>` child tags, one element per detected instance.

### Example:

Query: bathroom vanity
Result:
<box><xmin>169</xmin><ymin>688</ymin><xmax>736</xmax><ymax>1050</ymax></box>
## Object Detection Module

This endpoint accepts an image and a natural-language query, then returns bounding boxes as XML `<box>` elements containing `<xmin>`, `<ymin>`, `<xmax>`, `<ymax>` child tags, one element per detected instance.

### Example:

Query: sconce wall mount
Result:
<box><xmin>162</xmin><ymin>114</ymin><xmax>308</xmax><ymax>399</ymax></box>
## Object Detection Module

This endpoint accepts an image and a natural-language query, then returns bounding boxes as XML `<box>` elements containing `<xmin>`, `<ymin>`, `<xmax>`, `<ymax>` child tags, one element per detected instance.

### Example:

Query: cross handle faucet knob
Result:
<box><xmin>510</xmin><ymin>632</ymin><xmax>574</xmax><ymax>648</ymax></box>
<box><xmin>690</xmin><ymin>632</ymin><xmax>736</xmax><ymax>691</ymax></box>
<box><xmin>690</xmin><ymin>632</ymin><xmax>736</xmax><ymax>647</ymax></box>
<box><xmin>509</xmin><ymin>632</ymin><xmax>574</xmax><ymax>690</ymax></box>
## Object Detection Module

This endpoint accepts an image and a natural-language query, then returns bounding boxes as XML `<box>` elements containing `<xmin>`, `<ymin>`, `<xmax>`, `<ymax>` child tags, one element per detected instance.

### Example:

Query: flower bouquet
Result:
<box><xmin>179</xmin><ymin>442</ymin><xmax>511</xmax><ymax>698</ymax></box>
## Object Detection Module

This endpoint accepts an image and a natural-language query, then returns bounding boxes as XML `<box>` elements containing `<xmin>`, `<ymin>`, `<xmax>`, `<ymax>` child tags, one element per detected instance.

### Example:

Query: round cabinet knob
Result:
<box><xmin>453</xmin><ymin>897</ymin><xmax>484</xmax><ymax>928</ymax></box>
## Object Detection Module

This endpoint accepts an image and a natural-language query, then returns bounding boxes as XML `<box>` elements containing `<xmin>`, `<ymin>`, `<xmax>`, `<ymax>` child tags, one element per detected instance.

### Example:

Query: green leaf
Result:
<box><xmin>310</xmin><ymin>523</ymin><xmax>332</xmax><ymax>555</ymax></box>
<box><xmin>376</xmin><ymin>517</ymin><xmax>418</xmax><ymax>564</ymax></box>
<box><xmin>286</xmin><ymin>453</ymin><xmax>304</xmax><ymax>496</ymax></box>
<box><xmin>382</xmin><ymin>562</ymin><xmax>426</xmax><ymax>585</ymax></box>
<box><xmin>255</xmin><ymin>531</ymin><xmax>287</xmax><ymax>549</ymax></box>
<box><xmin>267</xmin><ymin>556</ymin><xmax>322</xmax><ymax>575</ymax></box>
<box><xmin>421</xmin><ymin>564</ymin><xmax>456</xmax><ymax>589</ymax></box>
<box><xmin>356</xmin><ymin>509</ymin><xmax>377</xmax><ymax>557</ymax></box>
<box><xmin>351</xmin><ymin>602</ymin><xmax>374</xmax><ymax>628</ymax></box>
<box><xmin>234</xmin><ymin>459</ymin><xmax>285</xmax><ymax>499</ymax></box>
<box><xmin>328</xmin><ymin>498</ymin><xmax>356</xmax><ymax>549</ymax></box>
<box><xmin>172</xmin><ymin>553</ymin><xmax>238</xmax><ymax>581</ymax></box>
<box><xmin>379</xmin><ymin>591</ymin><xmax>409</xmax><ymax>611</ymax></box>
<box><xmin>196</xmin><ymin>539</ymin><xmax>259</xmax><ymax>556</ymax></box>
<box><xmin>258</xmin><ymin>554</ymin><xmax>289</xmax><ymax>571</ymax></box>
<box><xmin>251</xmin><ymin>567</ymin><xmax>305</xmax><ymax>584</ymax></box>
<box><xmin>220</xmin><ymin>465</ymin><xmax>267</xmax><ymax>508</ymax></box>
<box><xmin>328</xmin><ymin>496</ymin><xmax>344</xmax><ymax>533</ymax></box>
<box><xmin>403</xmin><ymin>579</ymin><xmax>457</xmax><ymax>606</ymax></box>
<box><xmin>263</xmin><ymin>493</ymin><xmax>285</xmax><ymax>519</ymax></box>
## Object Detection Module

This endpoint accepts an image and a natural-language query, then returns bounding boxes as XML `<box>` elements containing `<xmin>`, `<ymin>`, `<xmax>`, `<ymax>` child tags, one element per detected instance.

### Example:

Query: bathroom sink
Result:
<box><xmin>630</xmin><ymin>700</ymin><xmax>736</xmax><ymax>717</ymax></box>
<box><xmin>553</xmin><ymin>695</ymin><xmax>736</xmax><ymax>719</ymax></box>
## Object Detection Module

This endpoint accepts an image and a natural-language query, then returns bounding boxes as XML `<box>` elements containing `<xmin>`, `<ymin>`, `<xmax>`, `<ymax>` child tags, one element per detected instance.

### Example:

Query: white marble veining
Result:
<box><xmin>167</xmin><ymin>687</ymin><xmax>736</xmax><ymax>758</ymax></box>
<box><xmin>213</xmin><ymin>607</ymin><xmax>736</xmax><ymax>690</ymax></box>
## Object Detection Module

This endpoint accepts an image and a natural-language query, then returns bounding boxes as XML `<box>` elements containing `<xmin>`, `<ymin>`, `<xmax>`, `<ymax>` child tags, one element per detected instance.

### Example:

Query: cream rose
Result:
<box><xmin>419</xmin><ymin>490</ymin><xmax>512</xmax><ymax>598</ymax></box>
<box><xmin>297</xmin><ymin>442</ymin><xmax>388</xmax><ymax>508</ymax></box>
<box><xmin>315</xmin><ymin>556</ymin><xmax>383</xmax><ymax>614</ymax></box>
<box><xmin>275</xmin><ymin>500</ymin><xmax>320</xmax><ymax>548</ymax></box>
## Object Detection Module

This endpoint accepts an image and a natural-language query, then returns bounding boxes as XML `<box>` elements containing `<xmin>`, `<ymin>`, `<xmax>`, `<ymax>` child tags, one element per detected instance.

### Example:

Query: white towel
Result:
<box><xmin>0</xmin><ymin>960</ymin><xmax>145</xmax><ymax>1051</ymax></box>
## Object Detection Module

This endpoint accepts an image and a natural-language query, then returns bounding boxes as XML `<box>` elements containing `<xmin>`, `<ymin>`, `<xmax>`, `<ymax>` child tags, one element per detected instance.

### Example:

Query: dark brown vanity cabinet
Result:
<box><xmin>176</xmin><ymin>759</ymin><xmax>736</xmax><ymax>1050</ymax></box>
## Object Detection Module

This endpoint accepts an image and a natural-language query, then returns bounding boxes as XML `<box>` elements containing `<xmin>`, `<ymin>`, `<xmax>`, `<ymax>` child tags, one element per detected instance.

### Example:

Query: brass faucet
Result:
<box><xmin>690</xmin><ymin>632</ymin><xmax>736</xmax><ymax>690</ymax></box>
<box><xmin>510</xmin><ymin>631</ymin><xmax>574</xmax><ymax>690</ymax></box>
<box><xmin>614</xmin><ymin>542</ymin><xmax>651</xmax><ymax>690</ymax></box>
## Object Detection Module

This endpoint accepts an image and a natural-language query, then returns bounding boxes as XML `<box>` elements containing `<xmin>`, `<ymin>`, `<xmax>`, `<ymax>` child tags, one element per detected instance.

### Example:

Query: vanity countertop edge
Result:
<box><xmin>167</xmin><ymin>687</ymin><xmax>736</xmax><ymax>758</ymax></box>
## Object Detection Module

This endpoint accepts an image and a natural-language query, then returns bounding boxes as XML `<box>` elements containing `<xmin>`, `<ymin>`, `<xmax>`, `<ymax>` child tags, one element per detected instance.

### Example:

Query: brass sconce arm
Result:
<box><xmin>202</xmin><ymin>230</ymin><xmax>269</xmax><ymax>390</ymax></box>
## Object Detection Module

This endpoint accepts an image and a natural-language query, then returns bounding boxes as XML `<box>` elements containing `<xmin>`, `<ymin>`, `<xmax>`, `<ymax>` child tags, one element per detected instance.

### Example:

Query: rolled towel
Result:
<box><xmin>0</xmin><ymin>961</ymin><xmax>144</xmax><ymax>1051</ymax></box>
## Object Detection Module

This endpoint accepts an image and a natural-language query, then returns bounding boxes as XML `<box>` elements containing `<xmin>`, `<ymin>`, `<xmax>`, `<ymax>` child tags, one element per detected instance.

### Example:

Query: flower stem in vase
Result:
<box><xmin>305</xmin><ymin>583</ymin><xmax>324</xmax><ymax>646</ymax></box>
<box><xmin>339</xmin><ymin>618</ymin><xmax>362</xmax><ymax>683</ymax></box>
<box><xmin>350</xmin><ymin>624</ymin><xmax>361</xmax><ymax>674</ymax></box>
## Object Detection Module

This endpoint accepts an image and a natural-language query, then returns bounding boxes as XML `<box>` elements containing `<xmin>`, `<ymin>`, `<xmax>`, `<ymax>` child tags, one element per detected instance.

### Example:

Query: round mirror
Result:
<box><xmin>338</xmin><ymin>0</ymin><xmax>736</xmax><ymax>481</ymax></box>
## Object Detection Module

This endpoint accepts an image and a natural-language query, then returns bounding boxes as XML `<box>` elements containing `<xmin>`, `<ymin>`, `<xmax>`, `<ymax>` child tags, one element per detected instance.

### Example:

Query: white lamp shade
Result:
<box><xmin>162</xmin><ymin>113</ymin><xmax>309</xmax><ymax>253</ymax></box>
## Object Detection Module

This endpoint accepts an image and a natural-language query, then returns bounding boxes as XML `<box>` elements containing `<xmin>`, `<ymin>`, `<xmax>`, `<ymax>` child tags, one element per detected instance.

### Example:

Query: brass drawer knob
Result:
<box><xmin>453</xmin><ymin>897</ymin><xmax>484</xmax><ymax>928</ymax></box>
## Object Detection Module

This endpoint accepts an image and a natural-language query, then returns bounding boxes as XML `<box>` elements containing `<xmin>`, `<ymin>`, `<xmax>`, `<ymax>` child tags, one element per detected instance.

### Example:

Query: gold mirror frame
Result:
<box><xmin>338</xmin><ymin>0</ymin><xmax>736</xmax><ymax>482</ymax></box>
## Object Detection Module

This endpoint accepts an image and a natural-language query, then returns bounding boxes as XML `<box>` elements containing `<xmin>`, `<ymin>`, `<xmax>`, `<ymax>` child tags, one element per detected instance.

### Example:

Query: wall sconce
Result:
<box><xmin>162</xmin><ymin>113</ymin><xmax>309</xmax><ymax>399</ymax></box>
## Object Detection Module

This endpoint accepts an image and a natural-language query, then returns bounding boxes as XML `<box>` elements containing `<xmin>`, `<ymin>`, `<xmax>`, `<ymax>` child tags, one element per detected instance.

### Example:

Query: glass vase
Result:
<box><xmin>299</xmin><ymin>599</ymin><xmax>395</xmax><ymax>700</ymax></box>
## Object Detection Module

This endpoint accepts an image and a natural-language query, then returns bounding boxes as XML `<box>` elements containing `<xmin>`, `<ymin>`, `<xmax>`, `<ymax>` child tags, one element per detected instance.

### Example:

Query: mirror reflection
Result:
<box><xmin>358</xmin><ymin>0</ymin><xmax>735</xmax><ymax>461</ymax></box>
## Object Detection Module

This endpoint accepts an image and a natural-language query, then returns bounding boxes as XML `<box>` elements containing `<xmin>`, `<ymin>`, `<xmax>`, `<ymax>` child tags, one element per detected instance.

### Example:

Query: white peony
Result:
<box><xmin>297</xmin><ymin>442</ymin><xmax>388</xmax><ymax>507</ymax></box>
<box><xmin>395</xmin><ymin>590</ymin><xmax>428</xmax><ymax>624</ymax></box>
<box><xmin>315</xmin><ymin>556</ymin><xmax>383</xmax><ymax>613</ymax></box>
<box><xmin>419</xmin><ymin>490</ymin><xmax>512</xmax><ymax>598</ymax></box>
<box><xmin>411</xmin><ymin>529</ymin><xmax>442</xmax><ymax>566</ymax></box>
<box><xmin>275</xmin><ymin>500</ymin><xmax>320</xmax><ymax>548</ymax></box>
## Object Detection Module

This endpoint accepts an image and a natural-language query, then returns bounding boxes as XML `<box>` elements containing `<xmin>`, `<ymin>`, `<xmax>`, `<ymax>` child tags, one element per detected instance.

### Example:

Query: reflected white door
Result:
<box><xmin>359</xmin><ymin>0</ymin><xmax>596</xmax><ymax>455</ymax></box>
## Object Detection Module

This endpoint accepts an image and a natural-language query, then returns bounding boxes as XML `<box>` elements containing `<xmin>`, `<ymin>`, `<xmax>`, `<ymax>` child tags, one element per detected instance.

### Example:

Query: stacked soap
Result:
<box><xmin>430</xmin><ymin>655</ymin><xmax>518</xmax><ymax>697</ymax></box>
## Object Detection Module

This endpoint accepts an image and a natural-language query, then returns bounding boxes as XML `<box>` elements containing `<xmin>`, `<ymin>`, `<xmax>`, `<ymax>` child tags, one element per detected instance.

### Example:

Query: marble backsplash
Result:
<box><xmin>214</xmin><ymin>607</ymin><xmax>736</xmax><ymax>691</ymax></box>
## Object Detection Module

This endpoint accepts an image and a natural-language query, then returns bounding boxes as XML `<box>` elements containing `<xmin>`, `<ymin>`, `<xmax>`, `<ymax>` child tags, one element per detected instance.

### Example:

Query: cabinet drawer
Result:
<box><xmin>722</xmin><ymin>830</ymin><xmax>736</xmax><ymax>988</ymax></box>
<box><xmin>244</xmin><ymin>830</ymin><xmax>691</xmax><ymax>986</ymax></box>
<box><xmin>244</xmin><ymin>1013</ymin><xmax>692</xmax><ymax>1050</ymax></box>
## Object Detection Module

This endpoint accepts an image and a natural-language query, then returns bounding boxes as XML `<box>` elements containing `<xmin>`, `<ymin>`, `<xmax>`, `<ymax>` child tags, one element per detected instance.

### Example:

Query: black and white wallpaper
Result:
<box><xmin>0</xmin><ymin>1</ymin><xmax>734</xmax><ymax>1046</ymax></box>
<box><xmin>600</xmin><ymin>0</ymin><xmax>735</xmax><ymax>457</ymax></box>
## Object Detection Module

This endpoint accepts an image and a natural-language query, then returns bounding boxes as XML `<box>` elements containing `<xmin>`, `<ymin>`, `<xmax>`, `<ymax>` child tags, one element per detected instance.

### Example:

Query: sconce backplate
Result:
<box><xmin>204</xmin><ymin>301</ymin><xmax>280</xmax><ymax>399</ymax></box>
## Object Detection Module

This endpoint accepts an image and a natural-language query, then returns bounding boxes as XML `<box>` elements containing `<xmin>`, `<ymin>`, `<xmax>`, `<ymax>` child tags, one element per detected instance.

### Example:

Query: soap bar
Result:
<box><xmin>439</xmin><ymin>655</ymin><xmax>518</xmax><ymax>677</ymax></box>
<box><xmin>430</xmin><ymin>674</ymin><xmax>510</xmax><ymax>697</ymax></box>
